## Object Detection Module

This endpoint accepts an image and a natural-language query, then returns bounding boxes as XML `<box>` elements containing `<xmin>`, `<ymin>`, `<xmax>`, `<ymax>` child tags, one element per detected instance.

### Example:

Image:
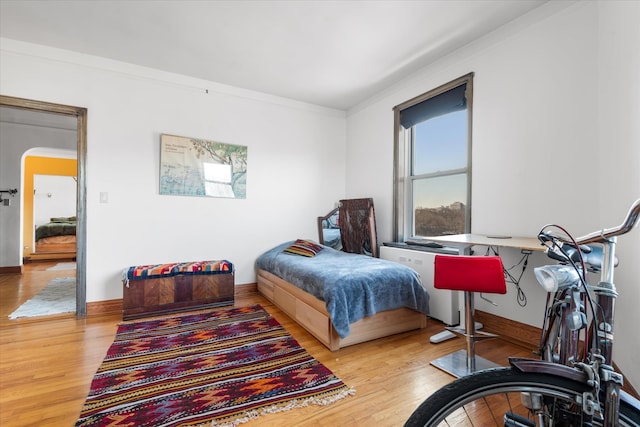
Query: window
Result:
<box><xmin>203</xmin><ymin>162</ymin><xmax>234</xmax><ymax>197</ymax></box>
<box><xmin>392</xmin><ymin>73</ymin><xmax>473</xmax><ymax>242</ymax></box>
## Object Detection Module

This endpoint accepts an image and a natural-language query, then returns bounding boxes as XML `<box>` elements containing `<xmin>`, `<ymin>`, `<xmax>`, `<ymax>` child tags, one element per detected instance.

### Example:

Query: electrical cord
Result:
<box><xmin>484</xmin><ymin>246</ymin><xmax>529</xmax><ymax>307</ymax></box>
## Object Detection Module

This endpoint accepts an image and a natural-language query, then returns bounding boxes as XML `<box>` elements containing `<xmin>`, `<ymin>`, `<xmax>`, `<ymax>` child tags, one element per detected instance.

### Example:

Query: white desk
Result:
<box><xmin>423</xmin><ymin>233</ymin><xmax>543</xmax><ymax>252</ymax></box>
<box><xmin>420</xmin><ymin>234</ymin><xmax>543</xmax><ymax>364</ymax></box>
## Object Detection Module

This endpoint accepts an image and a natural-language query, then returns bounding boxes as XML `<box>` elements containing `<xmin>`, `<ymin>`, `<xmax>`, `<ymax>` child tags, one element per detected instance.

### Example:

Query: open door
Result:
<box><xmin>0</xmin><ymin>95</ymin><xmax>87</xmax><ymax>317</ymax></box>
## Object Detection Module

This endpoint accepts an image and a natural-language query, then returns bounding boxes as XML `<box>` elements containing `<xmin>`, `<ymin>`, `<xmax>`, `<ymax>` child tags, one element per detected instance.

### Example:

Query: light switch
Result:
<box><xmin>100</xmin><ymin>192</ymin><xmax>108</xmax><ymax>203</ymax></box>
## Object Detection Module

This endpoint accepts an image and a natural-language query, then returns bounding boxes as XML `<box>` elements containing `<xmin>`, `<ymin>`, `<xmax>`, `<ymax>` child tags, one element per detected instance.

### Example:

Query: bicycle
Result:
<box><xmin>405</xmin><ymin>198</ymin><xmax>640</xmax><ymax>426</ymax></box>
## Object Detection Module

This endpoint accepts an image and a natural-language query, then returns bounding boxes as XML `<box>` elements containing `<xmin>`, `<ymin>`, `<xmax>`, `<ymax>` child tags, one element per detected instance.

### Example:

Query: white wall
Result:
<box><xmin>0</xmin><ymin>123</ymin><xmax>76</xmax><ymax>266</ymax></box>
<box><xmin>596</xmin><ymin>0</ymin><xmax>640</xmax><ymax>391</ymax></box>
<box><xmin>34</xmin><ymin>174</ymin><xmax>77</xmax><ymax>226</ymax></box>
<box><xmin>0</xmin><ymin>39</ymin><xmax>347</xmax><ymax>301</ymax></box>
<box><xmin>346</xmin><ymin>1</ymin><xmax>640</xmax><ymax>387</ymax></box>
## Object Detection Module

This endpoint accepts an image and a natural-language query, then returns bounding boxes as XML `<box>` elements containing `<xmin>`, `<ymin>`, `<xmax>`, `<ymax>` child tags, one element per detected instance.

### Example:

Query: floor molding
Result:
<box><xmin>87</xmin><ymin>299</ymin><xmax>123</xmax><ymax>316</ymax></box>
<box><xmin>475</xmin><ymin>310</ymin><xmax>540</xmax><ymax>351</ymax></box>
<box><xmin>24</xmin><ymin>254</ymin><xmax>76</xmax><ymax>263</ymax></box>
<box><xmin>0</xmin><ymin>265</ymin><xmax>23</xmax><ymax>274</ymax></box>
<box><xmin>235</xmin><ymin>282</ymin><xmax>257</xmax><ymax>297</ymax></box>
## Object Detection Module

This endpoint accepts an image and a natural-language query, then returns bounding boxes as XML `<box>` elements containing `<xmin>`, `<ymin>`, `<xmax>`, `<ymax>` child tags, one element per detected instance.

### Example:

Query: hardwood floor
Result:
<box><xmin>0</xmin><ymin>261</ymin><xmax>76</xmax><ymax>321</ymax></box>
<box><xmin>0</xmin><ymin>263</ymin><xmax>534</xmax><ymax>427</ymax></box>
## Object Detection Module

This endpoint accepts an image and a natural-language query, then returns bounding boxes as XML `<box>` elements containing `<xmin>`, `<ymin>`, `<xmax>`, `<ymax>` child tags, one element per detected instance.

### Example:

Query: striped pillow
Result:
<box><xmin>283</xmin><ymin>239</ymin><xmax>324</xmax><ymax>257</ymax></box>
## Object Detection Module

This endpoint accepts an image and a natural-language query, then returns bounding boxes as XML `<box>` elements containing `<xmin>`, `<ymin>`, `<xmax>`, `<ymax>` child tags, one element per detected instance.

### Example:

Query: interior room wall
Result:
<box><xmin>346</xmin><ymin>1</ymin><xmax>640</xmax><ymax>388</ymax></box>
<box><xmin>0</xmin><ymin>38</ymin><xmax>347</xmax><ymax>301</ymax></box>
<box><xmin>0</xmin><ymin>121</ymin><xmax>76</xmax><ymax>266</ymax></box>
<box><xmin>33</xmin><ymin>174</ymin><xmax>77</xmax><ymax>227</ymax></box>
<box><xmin>595</xmin><ymin>0</ymin><xmax>640</xmax><ymax>390</ymax></box>
<box><xmin>24</xmin><ymin>156</ymin><xmax>77</xmax><ymax>258</ymax></box>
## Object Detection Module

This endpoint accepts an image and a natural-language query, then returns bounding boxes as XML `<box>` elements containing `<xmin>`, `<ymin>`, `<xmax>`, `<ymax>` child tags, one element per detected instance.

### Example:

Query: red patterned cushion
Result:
<box><xmin>127</xmin><ymin>260</ymin><xmax>232</xmax><ymax>281</ymax></box>
<box><xmin>283</xmin><ymin>239</ymin><xmax>324</xmax><ymax>257</ymax></box>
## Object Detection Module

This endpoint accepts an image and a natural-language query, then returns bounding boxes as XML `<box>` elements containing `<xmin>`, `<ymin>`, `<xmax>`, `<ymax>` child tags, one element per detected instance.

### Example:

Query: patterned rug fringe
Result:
<box><xmin>209</xmin><ymin>388</ymin><xmax>356</xmax><ymax>427</ymax></box>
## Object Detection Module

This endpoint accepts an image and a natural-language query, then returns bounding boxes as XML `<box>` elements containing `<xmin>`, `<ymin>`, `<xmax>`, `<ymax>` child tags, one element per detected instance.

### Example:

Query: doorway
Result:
<box><xmin>0</xmin><ymin>95</ymin><xmax>87</xmax><ymax>317</ymax></box>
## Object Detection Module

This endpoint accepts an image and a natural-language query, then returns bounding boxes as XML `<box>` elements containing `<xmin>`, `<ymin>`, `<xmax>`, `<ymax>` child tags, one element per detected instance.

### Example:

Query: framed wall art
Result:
<box><xmin>159</xmin><ymin>134</ymin><xmax>247</xmax><ymax>199</ymax></box>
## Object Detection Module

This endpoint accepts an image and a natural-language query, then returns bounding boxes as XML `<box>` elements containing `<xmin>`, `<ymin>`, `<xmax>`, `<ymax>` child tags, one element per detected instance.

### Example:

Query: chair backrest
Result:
<box><xmin>434</xmin><ymin>255</ymin><xmax>507</xmax><ymax>294</ymax></box>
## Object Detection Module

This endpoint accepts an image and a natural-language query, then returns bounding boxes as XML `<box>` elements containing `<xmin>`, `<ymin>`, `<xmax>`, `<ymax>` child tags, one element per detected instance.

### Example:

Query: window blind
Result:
<box><xmin>399</xmin><ymin>84</ymin><xmax>467</xmax><ymax>129</ymax></box>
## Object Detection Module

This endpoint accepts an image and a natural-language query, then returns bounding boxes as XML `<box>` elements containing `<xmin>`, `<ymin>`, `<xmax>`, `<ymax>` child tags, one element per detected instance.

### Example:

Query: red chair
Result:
<box><xmin>430</xmin><ymin>255</ymin><xmax>507</xmax><ymax>377</ymax></box>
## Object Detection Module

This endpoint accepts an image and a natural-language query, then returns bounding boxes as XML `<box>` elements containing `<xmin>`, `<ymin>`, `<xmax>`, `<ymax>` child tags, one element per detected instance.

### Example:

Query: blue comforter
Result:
<box><xmin>256</xmin><ymin>241</ymin><xmax>429</xmax><ymax>338</ymax></box>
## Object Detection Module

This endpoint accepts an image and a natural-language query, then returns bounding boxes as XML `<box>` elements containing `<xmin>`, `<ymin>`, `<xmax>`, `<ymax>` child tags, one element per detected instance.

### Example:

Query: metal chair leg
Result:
<box><xmin>431</xmin><ymin>291</ymin><xmax>500</xmax><ymax>377</ymax></box>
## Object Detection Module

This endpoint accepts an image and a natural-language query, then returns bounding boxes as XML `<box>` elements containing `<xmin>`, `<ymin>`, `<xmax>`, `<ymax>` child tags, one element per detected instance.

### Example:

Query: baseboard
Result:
<box><xmin>475</xmin><ymin>310</ymin><xmax>541</xmax><ymax>351</ymax></box>
<box><xmin>235</xmin><ymin>282</ymin><xmax>257</xmax><ymax>297</ymax></box>
<box><xmin>87</xmin><ymin>299</ymin><xmax>123</xmax><ymax>316</ymax></box>
<box><xmin>24</xmin><ymin>253</ymin><xmax>76</xmax><ymax>263</ymax></box>
<box><xmin>0</xmin><ymin>265</ymin><xmax>23</xmax><ymax>274</ymax></box>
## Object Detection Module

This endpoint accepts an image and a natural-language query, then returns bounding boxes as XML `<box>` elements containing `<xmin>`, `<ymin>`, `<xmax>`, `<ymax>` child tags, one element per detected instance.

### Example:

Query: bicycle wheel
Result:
<box><xmin>405</xmin><ymin>367</ymin><xmax>640</xmax><ymax>427</ymax></box>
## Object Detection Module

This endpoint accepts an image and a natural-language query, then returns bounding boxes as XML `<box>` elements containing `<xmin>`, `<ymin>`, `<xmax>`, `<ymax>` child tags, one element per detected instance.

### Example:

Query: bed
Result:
<box><xmin>256</xmin><ymin>240</ymin><xmax>429</xmax><ymax>351</ymax></box>
<box><xmin>34</xmin><ymin>216</ymin><xmax>76</xmax><ymax>254</ymax></box>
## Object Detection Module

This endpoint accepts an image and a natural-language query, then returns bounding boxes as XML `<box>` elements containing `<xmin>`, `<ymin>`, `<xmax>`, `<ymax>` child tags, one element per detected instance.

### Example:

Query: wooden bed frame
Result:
<box><xmin>257</xmin><ymin>269</ymin><xmax>427</xmax><ymax>351</ymax></box>
<box><xmin>35</xmin><ymin>236</ymin><xmax>76</xmax><ymax>254</ymax></box>
<box><xmin>24</xmin><ymin>236</ymin><xmax>77</xmax><ymax>262</ymax></box>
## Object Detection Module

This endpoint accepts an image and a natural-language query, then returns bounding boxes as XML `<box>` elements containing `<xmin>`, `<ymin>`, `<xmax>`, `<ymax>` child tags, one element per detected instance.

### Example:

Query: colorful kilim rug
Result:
<box><xmin>75</xmin><ymin>304</ymin><xmax>354</xmax><ymax>427</ymax></box>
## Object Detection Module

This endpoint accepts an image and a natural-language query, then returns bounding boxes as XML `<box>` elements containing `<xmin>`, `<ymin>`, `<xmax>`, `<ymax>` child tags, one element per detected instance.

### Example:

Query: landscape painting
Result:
<box><xmin>159</xmin><ymin>134</ymin><xmax>247</xmax><ymax>199</ymax></box>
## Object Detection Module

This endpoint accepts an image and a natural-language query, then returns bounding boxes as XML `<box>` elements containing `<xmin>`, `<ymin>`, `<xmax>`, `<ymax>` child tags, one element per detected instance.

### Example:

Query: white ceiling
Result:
<box><xmin>1</xmin><ymin>0</ymin><xmax>547</xmax><ymax>111</ymax></box>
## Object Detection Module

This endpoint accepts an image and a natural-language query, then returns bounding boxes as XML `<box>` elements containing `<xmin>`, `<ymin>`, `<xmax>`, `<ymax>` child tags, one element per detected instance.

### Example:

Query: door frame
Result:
<box><xmin>0</xmin><ymin>95</ymin><xmax>88</xmax><ymax>317</ymax></box>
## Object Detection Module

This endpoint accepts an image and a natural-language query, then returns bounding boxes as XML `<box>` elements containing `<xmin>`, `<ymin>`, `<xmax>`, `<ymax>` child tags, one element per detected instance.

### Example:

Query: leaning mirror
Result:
<box><xmin>317</xmin><ymin>207</ymin><xmax>342</xmax><ymax>250</ymax></box>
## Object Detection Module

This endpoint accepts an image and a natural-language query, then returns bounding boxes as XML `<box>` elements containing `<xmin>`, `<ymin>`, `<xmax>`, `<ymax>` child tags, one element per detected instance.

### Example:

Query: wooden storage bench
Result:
<box><xmin>122</xmin><ymin>260</ymin><xmax>234</xmax><ymax>320</ymax></box>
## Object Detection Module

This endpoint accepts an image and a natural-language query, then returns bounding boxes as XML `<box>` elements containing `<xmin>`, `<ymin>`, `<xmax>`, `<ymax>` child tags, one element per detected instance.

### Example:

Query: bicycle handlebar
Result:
<box><xmin>575</xmin><ymin>199</ymin><xmax>640</xmax><ymax>245</ymax></box>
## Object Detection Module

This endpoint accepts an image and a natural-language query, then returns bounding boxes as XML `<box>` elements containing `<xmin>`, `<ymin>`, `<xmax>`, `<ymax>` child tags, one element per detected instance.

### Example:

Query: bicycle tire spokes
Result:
<box><xmin>403</xmin><ymin>368</ymin><xmax>640</xmax><ymax>426</ymax></box>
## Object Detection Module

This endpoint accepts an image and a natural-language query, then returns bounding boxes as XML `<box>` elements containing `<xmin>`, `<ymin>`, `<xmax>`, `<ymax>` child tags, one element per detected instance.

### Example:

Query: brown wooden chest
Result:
<box><xmin>122</xmin><ymin>261</ymin><xmax>234</xmax><ymax>320</ymax></box>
